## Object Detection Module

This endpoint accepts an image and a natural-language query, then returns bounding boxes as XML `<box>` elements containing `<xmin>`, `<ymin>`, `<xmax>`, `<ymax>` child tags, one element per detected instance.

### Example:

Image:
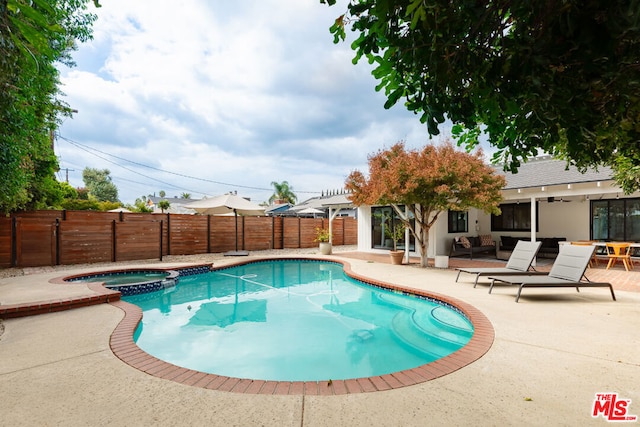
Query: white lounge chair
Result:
<box><xmin>488</xmin><ymin>245</ymin><xmax>616</xmax><ymax>302</ymax></box>
<box><xmin>455</xmin><ymin>240</ymin><xmax>544</xmax><ymax>287</ymax></box>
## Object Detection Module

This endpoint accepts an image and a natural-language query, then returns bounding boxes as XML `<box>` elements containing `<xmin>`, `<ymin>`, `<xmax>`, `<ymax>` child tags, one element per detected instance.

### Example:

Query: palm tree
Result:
<box><xmin>157</xmin><ymin>199</ymin><xmax>170</xmax><ymax>213</ymax></box>
<box><xmin>269</xmin><ymin>181</ymin><xmax>297</xmax><ymax>205</ymax></box>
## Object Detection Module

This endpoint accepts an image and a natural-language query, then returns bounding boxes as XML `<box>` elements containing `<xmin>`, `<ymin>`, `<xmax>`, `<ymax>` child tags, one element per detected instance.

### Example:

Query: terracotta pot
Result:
<box><xmin>389</xmin><ymin>250</ymin><xmax>404</xmax><ymax>265</ymax></box>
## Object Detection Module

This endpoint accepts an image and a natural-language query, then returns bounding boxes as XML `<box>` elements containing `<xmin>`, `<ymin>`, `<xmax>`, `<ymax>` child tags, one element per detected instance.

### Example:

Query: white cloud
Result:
<box><xmin>57</xmin><ymin>0</ymin><xmax>460</xmax><ymax>204</ymax></box>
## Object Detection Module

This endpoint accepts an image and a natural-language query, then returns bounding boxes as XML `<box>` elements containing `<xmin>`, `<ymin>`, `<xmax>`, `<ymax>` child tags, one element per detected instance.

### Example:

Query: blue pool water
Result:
<box><xmin>124</xmin><ymin>260</ymin><xmax>473</xmax><ymax>381</ymax></box>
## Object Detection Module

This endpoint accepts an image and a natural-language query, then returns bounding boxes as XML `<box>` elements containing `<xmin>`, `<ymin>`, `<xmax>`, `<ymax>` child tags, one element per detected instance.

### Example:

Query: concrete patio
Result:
<box><xmin>1</xmin><ymin>247</ymin><xmax>639</xmax><ymax>426</ymax></box>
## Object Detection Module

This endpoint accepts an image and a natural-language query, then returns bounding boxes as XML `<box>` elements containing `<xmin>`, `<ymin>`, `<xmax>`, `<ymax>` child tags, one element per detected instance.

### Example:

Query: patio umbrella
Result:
<box><xmin>296</xmin><ymin>207</ymin><xmax>324</xmax><ymax>217</ymax></box>
<box><xmin>185</xmin><ymin>193</ymin><xmax>265</xmax><ymax>216</ymax></box>
<box><xmin>185</xmin><ymin>194</ymin><xmax>265</xmax><ymax>254</ymax></box>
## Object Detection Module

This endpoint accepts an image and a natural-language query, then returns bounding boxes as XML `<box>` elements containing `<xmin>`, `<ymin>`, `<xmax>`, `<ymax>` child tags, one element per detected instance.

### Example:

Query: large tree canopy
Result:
<box><xmin>82</xmin><ymin>167</ymin><xmax>119</xmax><ymax>202</ymax></box>
<box><xmin>346</xmin><ymin>141</ymin><xmax>506</xmax><ymax>267</ymax></box>
<box><xmin>323</xmin><ymin>0</ymin><xmax>640</xmax><ymax>192</ymax></box>
<box><xmin>1</xmin><ymin>0</ymin><xmax>97</xmax><ymax>213</ymax></box>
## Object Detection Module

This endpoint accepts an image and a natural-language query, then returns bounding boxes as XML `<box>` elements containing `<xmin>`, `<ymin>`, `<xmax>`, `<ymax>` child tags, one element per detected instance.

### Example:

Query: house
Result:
<box><xmin>146</xmin><ymin>196</ymin><xmax>198</xmax><ymax>214</ymax></box>
<box><xmin>277</xmin><ymin>191</ymin><xmax>357</xmax><ymax>219</ymax></box>
<box><xmin>264</xmin><ymin>203</ymin><xmax>293</xmax><ymax>216</ymax></box>
<box><xmin>355</xmin><ymin>156</ymin><xmax>640</xmax><ymax>259</ymax></box>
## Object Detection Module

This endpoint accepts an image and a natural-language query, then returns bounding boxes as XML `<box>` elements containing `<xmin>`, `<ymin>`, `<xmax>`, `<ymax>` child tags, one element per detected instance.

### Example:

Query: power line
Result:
<box><xmin>59</xmin><ymin>136</ymin><xmax>207</xmax><ymax>195</ymax></box>
<box><xmin>58</xmin><ymin>135</ymin><xmax>321</xmax><ymax>195</ymax></box>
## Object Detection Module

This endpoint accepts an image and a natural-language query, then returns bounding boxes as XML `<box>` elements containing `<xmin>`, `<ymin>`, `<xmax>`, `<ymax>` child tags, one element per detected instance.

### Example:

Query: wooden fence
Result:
<box><xmin>0</xmin><ymin>210</ymin><xmax>358</xmax><ymax>268</ymax></box>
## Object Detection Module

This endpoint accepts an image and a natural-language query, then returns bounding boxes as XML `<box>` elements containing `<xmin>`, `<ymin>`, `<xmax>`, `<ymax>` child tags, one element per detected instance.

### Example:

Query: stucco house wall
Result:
<box><xmin>353</xmin><ymin>156</ymin><xmax>640</xmax><ymax>258</ymax></box>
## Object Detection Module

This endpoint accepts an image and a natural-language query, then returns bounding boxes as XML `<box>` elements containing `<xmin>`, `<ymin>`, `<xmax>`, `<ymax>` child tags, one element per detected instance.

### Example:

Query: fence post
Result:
<box><xmin>159</xmin><ymin>220</ymin><xmax>163</xmax><ymax>261</ymax></box>
<box><xmin>207</xmin><ymin>215</ymin><xmax>211</xmax><ymax>253</ymax></box>
<box><xmin>55</xmin><ymin>218</ymin><xmax>60</xmax><ymax>265</ymax></box>
<box><xmin>111</xmin><ymin>220</ymin><xmax>116</xmax><ymax>262</ymax></box>
<box><xmin>11</xmin><ymin>216</ymin><xmax>17</xmax><ymax>267</ymax></box>
<box><xmin>241</xmin><ymin>216</ymin><xmax>245</xmax><ymax>251</ymax></box>
<box><xmin>166</xmin><ymin>214</ymin><xmax>171</xmax><ymax>256</ymax></box>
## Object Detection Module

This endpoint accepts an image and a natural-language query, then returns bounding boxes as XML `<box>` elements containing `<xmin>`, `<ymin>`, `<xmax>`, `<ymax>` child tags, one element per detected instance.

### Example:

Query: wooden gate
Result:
<box><xmin>15</xmin><ymin>218</ymin><xmax>56</xmax><ymax>267</ymax></box>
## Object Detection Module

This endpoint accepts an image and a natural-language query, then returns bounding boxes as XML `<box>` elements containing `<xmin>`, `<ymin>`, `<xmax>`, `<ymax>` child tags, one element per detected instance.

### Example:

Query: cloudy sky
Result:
<box><xmin>56</xmin><ymin>0</ymin><xmax>458</xmax><ymax>205</ymax></box>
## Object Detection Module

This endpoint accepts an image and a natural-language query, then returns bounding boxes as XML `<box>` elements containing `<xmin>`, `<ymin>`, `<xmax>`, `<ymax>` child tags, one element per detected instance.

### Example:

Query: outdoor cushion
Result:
<box><xmin>501</xmin><ymin>236</ymin><xmax>517</xmax><ymax>249</ymax></box>
<box><xmin>459</xmin><ymin>236</ymin><xmax>472</xmax><ymax>248</ymax></box>
<box><xmin>480</xmin><ymin>235</ymin><xmax>494</xmax><ymax>246</ymax></box>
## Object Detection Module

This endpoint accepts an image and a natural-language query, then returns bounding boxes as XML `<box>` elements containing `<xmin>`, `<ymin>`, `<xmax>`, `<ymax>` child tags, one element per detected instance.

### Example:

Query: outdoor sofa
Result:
<box><xmin>449</xmin><ymin>235</ymin><xmax>496</xmax><ymax>259</ymax></box>
<box><xmin>498</xmin><ymin>235</ymin><xmax>566</xmax><ymax>259</ymax></box>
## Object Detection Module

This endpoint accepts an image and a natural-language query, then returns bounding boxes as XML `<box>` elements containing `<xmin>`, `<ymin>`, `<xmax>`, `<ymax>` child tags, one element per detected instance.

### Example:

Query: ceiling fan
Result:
<box><xmin>546</xmin><ymin>197</ymin><xmax>571</xmax><ymax>203</ymax></box>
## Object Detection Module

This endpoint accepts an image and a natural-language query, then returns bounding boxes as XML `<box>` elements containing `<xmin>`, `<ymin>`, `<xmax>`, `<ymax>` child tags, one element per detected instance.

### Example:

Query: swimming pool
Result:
<box><xmin>123</xmin><ymin>259</ymin><xmax>474</xmax><ymax>382</ymax></box>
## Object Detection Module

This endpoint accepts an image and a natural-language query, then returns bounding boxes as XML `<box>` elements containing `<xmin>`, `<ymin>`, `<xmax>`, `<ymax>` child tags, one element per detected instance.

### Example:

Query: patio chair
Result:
<box><xmin>455</xmin><ymin>240</ymin><xmax>544</xmax><ymax>287</ymax></box>
<box><xmin>487</xmin><ymin>244</ymin><xmax>616</xmax><ymax>302</ymax></box>
<box><xmin>605</xmin><ymin>242</ymin><xmax>634</xmax><ymax>271</ymax></box>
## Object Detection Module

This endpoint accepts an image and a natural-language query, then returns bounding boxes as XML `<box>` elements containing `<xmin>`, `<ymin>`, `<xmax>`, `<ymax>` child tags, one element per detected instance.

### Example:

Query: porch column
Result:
<box><xmin>328</xmin><ymin>207</ymin><xmax>343</xmax><ymax>245</ymax></box>
<box><xmin>530</xmin><ymin>196</ymin><xmax>537</xmax><ymax>267</ymax></box>
<box><xmin>328</xmin><ymin>207</ymin><xmax>333</xmax><ymax>244</ymax></box>
<box><xmin>530</xmin><ymin>196</ymin><xmax>537</xmax><ymax>242</ymax></box>
<box><xmin>404</xmin><ymin>205</ymin><xmax>410</xmax><ymax>264</ymax></box>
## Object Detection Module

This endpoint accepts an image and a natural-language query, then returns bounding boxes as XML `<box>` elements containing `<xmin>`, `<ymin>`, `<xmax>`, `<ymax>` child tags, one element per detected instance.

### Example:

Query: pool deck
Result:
<box><xmin>1</xmin><ymin>248</ymin><xmax>639</xmax><ymax>426</ymax></box>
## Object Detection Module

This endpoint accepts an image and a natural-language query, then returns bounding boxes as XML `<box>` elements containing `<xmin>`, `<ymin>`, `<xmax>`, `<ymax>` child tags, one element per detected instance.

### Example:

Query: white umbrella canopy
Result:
<box><xmin>296</xmin><ymin>207</ymin><xmax>325</xmax><ymax>216</ymax></box>
<box><xmin>185</xmin><ymin>194</ymin><xmax>265</xmax><ymax>216</ymax></box>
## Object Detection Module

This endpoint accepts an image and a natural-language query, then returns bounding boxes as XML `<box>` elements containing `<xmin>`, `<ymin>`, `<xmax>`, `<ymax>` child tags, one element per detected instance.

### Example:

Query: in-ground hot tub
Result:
<box><xmin>64</xmin><ymin>269</ymin><xmax>180</xmax><ymax>296</ymax></box>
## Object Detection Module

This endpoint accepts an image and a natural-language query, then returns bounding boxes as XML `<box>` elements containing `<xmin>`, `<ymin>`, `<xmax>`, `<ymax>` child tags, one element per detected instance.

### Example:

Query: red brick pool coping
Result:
<box><xmin>1</xmin><ymin>258</ymin><xmax>494</xmax><ymax>394</ymax></box>
<box><xmin>108</xmin><ymin>257</ymin><xmax>495</xmax><ymax>395</ymax></box>
<box><xmin>0</xmin><ymin>282</ymin><xmax>121</xmax><ymax>319</ymax></box>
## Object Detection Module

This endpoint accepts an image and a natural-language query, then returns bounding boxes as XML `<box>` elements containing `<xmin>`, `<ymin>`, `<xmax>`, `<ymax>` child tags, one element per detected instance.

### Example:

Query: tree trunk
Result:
<box><xmin>392</xmin><ymin>203</ymin><xmax>440</xmax><ymax>268</ymax></box>
<box><xmin>419</xmin><ymin>237</ymin><xmax>429</xmax><ymax>267</ymax></box>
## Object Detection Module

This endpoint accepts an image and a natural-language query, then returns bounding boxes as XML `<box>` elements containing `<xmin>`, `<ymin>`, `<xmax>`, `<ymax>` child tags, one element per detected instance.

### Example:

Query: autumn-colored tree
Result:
<box><xmin>346</xmin><ymin>141</ymin><xmax>506</xmax><ymax>267</ymax></box>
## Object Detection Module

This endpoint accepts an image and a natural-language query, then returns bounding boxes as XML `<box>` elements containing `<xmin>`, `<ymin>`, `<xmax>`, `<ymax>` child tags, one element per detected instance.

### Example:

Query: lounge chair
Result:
<box><xmin>455</xmin><ymin>240</ymin><xmax>544</xmax><ymax>287</ymax></box>
<box><xmin>488</xmin><ymin>245</ymin><xmax>616</xmax><ymax>302</ymax></box>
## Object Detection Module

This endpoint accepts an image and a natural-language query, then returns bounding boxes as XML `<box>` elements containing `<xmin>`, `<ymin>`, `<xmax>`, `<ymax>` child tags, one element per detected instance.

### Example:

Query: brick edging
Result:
<box><xmin>0</xmin><ymin>283</ymin><xmax>120</xmax><ymax>319</ymax></box>
<box><xmin>109</xmin><ymin>257</ymin><xmax>495</xmax><ymax>395</ymax></box>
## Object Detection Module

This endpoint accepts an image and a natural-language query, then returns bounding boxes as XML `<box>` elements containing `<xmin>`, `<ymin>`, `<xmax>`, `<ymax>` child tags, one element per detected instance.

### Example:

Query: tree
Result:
<box><xmin>82</xmin><ymin>167</ymin><xmax>119</xmax><ymax>202</ymax></box>
<box><xmin>181</xmin><ymin>193</ymin><xmax>191</xmax><ymax>199</ymax></box>
<box><xmin>159</xmin><ymin>190</ymin><xmax>166</xmax><ymax>198</ymax></box>
<box><xmin>269</xmin><ymin>181</ymin><xmax>297</xmax><ymax>204</ymax></box>
<box><xmin>157</xmin><ymin>199</ymin><xmax>170</xmax><ymax>213</ymax></box>
<box><xmin>323</xmin><ymin>1</ymin><xmax>640</xmax><ymax>193</ymax></box>
<box><xmin>345</xmin><ymin>141</ymin><xmax>506</xmax><ymax>267</ymax></box>
<box><xmin>129</xmin><ymin>196</ymin><xmax>153</xmax><ymax>213</ymax></box>
<box><xmin>0</xmin><ymin>0</ymin><xmax>97</xmax><ymax>213</ymax></box>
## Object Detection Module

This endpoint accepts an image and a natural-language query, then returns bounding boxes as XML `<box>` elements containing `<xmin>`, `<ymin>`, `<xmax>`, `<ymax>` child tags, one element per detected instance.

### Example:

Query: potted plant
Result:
<box><xmin>385</xmin><ymin>220</ymin><xmax>406</xmax><ymax>264</ymax></box>
<box><xmin>315</xmin><ymin>227</ymin><xmax>332</xmax><ymax>255</ymax></box>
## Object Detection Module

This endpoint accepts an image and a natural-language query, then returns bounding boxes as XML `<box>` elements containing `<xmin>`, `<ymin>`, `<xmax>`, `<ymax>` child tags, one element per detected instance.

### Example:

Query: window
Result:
<box><xmin>491</xmin><ymin>202</ymin><xmax>538</xmax><ymax>232</ymax></box>
<box><xmin>370</xmin><ymin>206</ymin><xmax>415</xmax><ymax>251</ymax></box>
<box><xmin>448</xmin><ymin>211</ymin><xmax>468</xmax><ymax>233</ymax></box>
<box><xmin>591</xmin><ymin>198</ymin><xmax>640</xmax><ymax>241</ymax></box>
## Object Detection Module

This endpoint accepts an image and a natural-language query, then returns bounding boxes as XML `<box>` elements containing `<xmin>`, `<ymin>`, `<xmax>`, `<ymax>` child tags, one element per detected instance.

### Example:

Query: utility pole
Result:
<box><xmin>66</xmin><ymin>168</ymin><xmax>74</xmax><ymax>183</ymax></box>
